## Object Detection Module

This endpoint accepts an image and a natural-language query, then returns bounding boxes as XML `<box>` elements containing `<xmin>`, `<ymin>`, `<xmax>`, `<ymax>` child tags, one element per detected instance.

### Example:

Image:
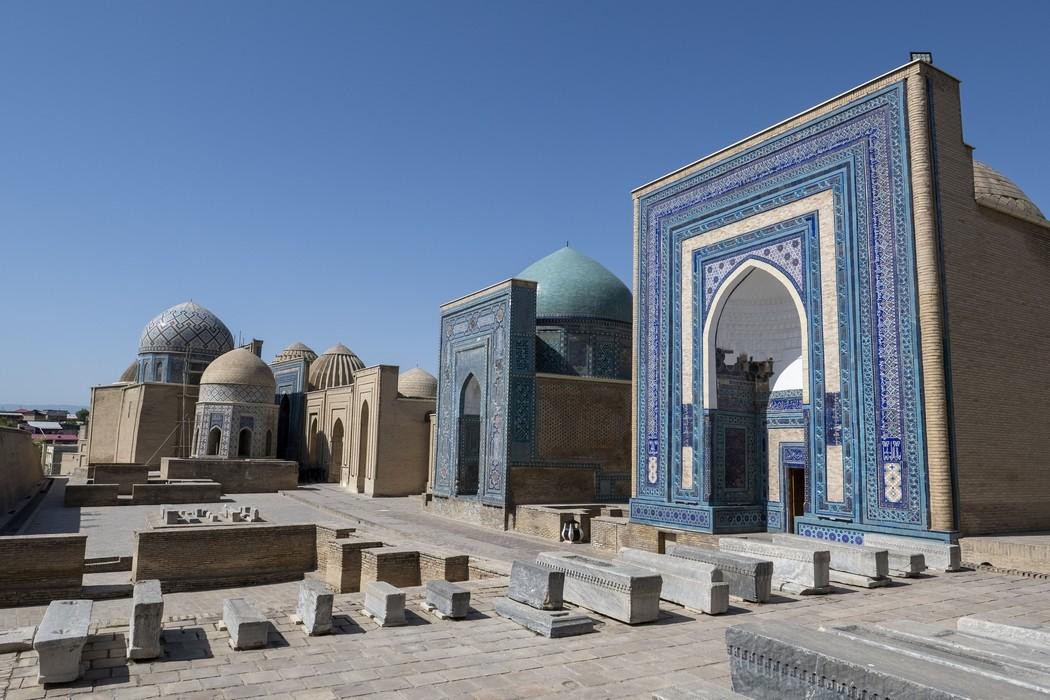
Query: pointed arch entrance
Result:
<box><xmin>456</xmin><ymin>374</ymin><xmax>482</xmax><ymax>496</ymax></box>
<box><xmin>356</xmin><ymin>403</ymin><xmax>369</xmax><ymax>493</ymax></box>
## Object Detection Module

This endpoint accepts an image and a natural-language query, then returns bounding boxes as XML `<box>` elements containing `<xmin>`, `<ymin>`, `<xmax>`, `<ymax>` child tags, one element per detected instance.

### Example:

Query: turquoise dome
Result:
<box><xmin>518</xmin><ymin>247</ymin><xmax>632</xmax><ymax>324</ymax></box>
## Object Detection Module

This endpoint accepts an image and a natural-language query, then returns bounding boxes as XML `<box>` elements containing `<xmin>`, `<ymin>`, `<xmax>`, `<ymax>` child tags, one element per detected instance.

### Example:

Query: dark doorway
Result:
<box><xmin>787</xmin><ymin>467</ymin><xmax>806</xmax><ymax>533</ymax></box>
<box><xmin>237</xmin><ymin>428</ymin><xmax>252</xmax><ymax>457</ymax></box>
<box><xmin>277</xmin><ymin>395</ymin><xmax>290</xmax><ymax>459</ymax></box>
<box><xmin>456</xmin><ymin>374</ymin><xmax>482</xmax><ymax>496</ymax></box>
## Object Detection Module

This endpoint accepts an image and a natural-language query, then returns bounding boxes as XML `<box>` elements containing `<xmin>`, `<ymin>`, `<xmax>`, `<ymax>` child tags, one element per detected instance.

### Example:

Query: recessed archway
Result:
<box><xmin>206</xmin><ymin>426</ymin><xmax>222</xmax><ymax>456</ymax></box>
<box><xmin>237</xmin><ymin>428</ymin><xmax>252</xmax><ymax>457</ymax></box>
<box><xmin>456</xmin><ymin>374</ymin><xmax>482</xmax><ymax>496</ymax></box>
<box><xmin>356</xmin><ymin>403</ymin><xmax>369</xmax><ymax>493</ymax></box>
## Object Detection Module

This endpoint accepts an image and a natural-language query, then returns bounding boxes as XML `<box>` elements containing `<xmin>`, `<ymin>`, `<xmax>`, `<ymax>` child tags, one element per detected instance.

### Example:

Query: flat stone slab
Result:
<box><xmin>363</xmin><ymin>580</ymin><xmax>405</xmax><ymax>627</ymax></box>
<box><xmin>494</xmin><ymin>597</ymin><xmax>594</xmax><ymax>638</ymax></box>
<box><xmin>888</xmin><ymin>551</ymin><xmax>927</xmax><ymax>577</ymax></box>
<box><xmin>507</xmin><ymin>559</ymin><xmax>564</xmax><ymax>610</ymax></box>
<box><xmin>0</xmin><ymin>626</ymin><xmax>35</xmax><ymax>654</ymax></box>
<box><xmin>223</xmin><ymin>598</ymin><xmax>269</xmax><ymax>650</ymax></box>
<box><xmin>771</xmin><ymin>533</ymin><xmax>889</xmax><ymax>580</ymax></box>
<box><xmin>667</xmin><ymin>545</ymin><xmax>772</xmax><ymax>603</ymax></box>
<box><xmin>726</xmin><ymin>620</ymin><xmax>1047</xmax><ymax>699</ymax></box>
<box><xmin>424</xmin><ymin>580</ymin><xmax>470</xmax><ymax>619</ymax></box>
<box><xmin>719</xmin><ymin>537</ymin><xmax>830</xmax><ymax>593</ymax></box>
<box><xmin>652</xmin><ymin>679</ymin><xmax>748</xmax><ymax>699</ymax></box>
<box><xmin>958</xmin><ymin>613</ymin><xmax>1050</xmax><ymax>649</ymax></box>
<box><xmin>127</xmin><ymin>579</ymin><xmax>163</xmax><ymax>660</ymax></box>
<box><xmin>616</xmin><ymin>547</ymin><xmax>729</xmax><ymax>615</ymax></box>
<box><xmin>536</xmin><ymin>551</ymin><xmax>661</xmax><ymax>624</ymax></box>
<box><xmin>863</xmin><ymin>532</ymin><xmax>961</xmax><ymax>572</ymax></box>
<box><xmin>296</xmin><ymin>579</ymin><xmax>334</xmax><ymax>636</ymax></box>
<box><xmin>35</xmin><ymin>599</ymin><xmax>93</xmax><ymax>684</ymax></box>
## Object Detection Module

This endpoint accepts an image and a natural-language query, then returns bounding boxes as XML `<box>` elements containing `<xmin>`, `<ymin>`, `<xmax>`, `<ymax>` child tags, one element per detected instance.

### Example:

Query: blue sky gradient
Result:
<box><xmin>2</xmin><ymin>1</ymin><xmax>1048</xmax><ymax>405</ymax></box>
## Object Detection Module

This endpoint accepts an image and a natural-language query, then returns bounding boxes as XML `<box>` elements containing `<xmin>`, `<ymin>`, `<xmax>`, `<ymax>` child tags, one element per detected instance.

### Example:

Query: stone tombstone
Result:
<box><xmin>958</xmin><ymin>613</ymin><xmax>1050</xmax><ymax>648</ymax></box>
<box><xmin>507</xmin><ymin>559</ymin><xmax>564</xmax><ymax>610</ymax></box>
<box><xmin>363</xmin><ymin>581</ymin><xmax>406</xmax><ymax>627</ymax></box>
<box><xmin>718</xmin><ymin>537</ymin><xmax>830</xmax><ymax>593</ymax></box>
<box><xmin>535</xmin><ymin>552</ymin><xmax>662</xmax><ymax>624</ymax></box>
<box><xmin>127</xmin><ymin>579</ymin><xmax>164</xmax><ymax>660</ymax></box>
<box><xmin>34</xmin><ymin>599</ymin><xmax>93</xmax><ymax>684</ymax></box>
<box><xmin>0</xmin><ymin>626</ymin><xmax>35</xmax><ymax>654</ymax></box>
<box><xmin>616</xmin><ymin>547</ymin><xmax>729</xmax><ymax>615</ymax></box>
<box><xmin>862</xmin><ymin>532</ymin><xmax>961</xmax><ymax>572</ymax></box>
<box><xmin>296</xmin><ymin>579</ymin><xmax>334</xmax><ymax>636</ymax></box>
<box><xmin>223</xmin><ymin>598</ymin><xmax>269</xmax><ymax>650</ymax></box>
<box><xmin>493</xmin><ymin>597</ymin><xmax>594</xmax><ymax>638</ymax></box>
<box><xmin>425</xmin><ymin>580</ymin><xmax>470</xmax><ymax>619</ymax></box>
<box><xmin>771</xmin><ymin>533</ymin><xmax>888</xmax><ymax>579</ymax></box>
<box><xmin>667</xmin><ymin>544</ymin><xmax>773</xmax><ymax>603</ymax></box>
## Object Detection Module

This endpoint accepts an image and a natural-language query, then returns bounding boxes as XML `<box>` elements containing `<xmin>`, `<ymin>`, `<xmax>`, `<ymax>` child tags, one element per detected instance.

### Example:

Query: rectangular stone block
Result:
<box><xmin>361</xmin><ymin>547</ymin><xmax>420</xmax><ymax>588</ymax></box>
<box><xmin>957</xmin><ymin>613</ymin><xmax>1050</xmax><ymax>649</ymax></box>
<box><xmin>888</xmin><ymin>551</ymin><xmax>926</xmax><ymax>577</ymax></box>
<box><xmin>223</xmin><ymin>598</ymin><xmax>269</xmax><ymax>650</ymax></box>
<box><xmin>616</xmin><ymin>547</ymin><xmax>729</xmax><ymax>615</ymax></box>
<box><xmin>0</xmin><ymin>626</ymin><xmax>35</xmax><ymax>653</ymax></box>
<box><xmin>296</xmin><ymin>579</ymin><xmax>333</xmax><ymax>636</ymax></box>
<box><xmin>771</xmin><ymin>533</ymin><xmax>889</xmax><ymax>582</ymax></box>
<box><xmin>507</xmin><ymin>559</ymin><xmax>564</xmax><ymax>610</ymax></box>
<box><xmin>494</xmin><ymin>597</ymin><xmax>594</xmax><ymax>638</ymax></box>
<box><xmin>536</xmin><ymin>551</ymin><xmax>661</xmax><ymax>624</ymax></box>
<box><xmin>863</xmin><ymin>532</ymin><xmax>961</xmax><ymax>572</ymax></box>
<box><xmin>364</xmin><ymin>580</ymin><xmax>406</xmax><ymax>627</ymax></box>
<box><xmin>127</xmin><ymin>579</ymin><xmax>163</xmax><ymax>660</ymax></box>
<box><xmin>35</xmin><ymin>599</ymin><xmax>92</xmax><ymax>684</ymax></box>
<box><xmin>718</xmin><ymin>538</ymin><xmax>830</xmax><ymax>594</ymax></box>
<box><xmin>725</xmin><ymin>620</ymin><xmax>1041</xmax><ymax>699</ymax></box>
<box><xmin>425</xmin><ymin>580</ymin><xmax>470</xmax><ymax>619</ymax></box>
<box><xmin>667</xmin><ymin>544</ymin><xmax>772</xmax><ymax>603</ymax></box>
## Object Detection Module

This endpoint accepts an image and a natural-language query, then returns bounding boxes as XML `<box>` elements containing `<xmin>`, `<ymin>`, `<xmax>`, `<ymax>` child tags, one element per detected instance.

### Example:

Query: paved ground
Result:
<box><xmin>6</xmin><ymin>486</ymin><xmax>1050</xmax><ymax>698</ymax></box>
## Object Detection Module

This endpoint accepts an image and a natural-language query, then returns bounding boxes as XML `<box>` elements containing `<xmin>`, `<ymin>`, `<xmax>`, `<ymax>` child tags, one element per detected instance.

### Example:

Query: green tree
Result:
<box><xmin>76</xmin><ymin>408</ymin><xmax>89</xmax><ymax>424</ymax></box>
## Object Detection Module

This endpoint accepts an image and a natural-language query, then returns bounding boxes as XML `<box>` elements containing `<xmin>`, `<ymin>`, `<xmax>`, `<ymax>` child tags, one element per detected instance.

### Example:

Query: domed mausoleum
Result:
<box><xmin>398</xmin><ymin>368</ymin><xmax>438</xmax><ymax>399</ymax></box>
<box><xmin>191</xmin><ymin>348</ymin><xmax>278</xmax><ymax>459</ymax></box>
<box><xmin>136</xmin><ymin>301</ymin><xmax>234</xmax><ymax>384</ymax></box>
<box><xmin>519</xmin><ymin>247</ymin><xmax>632</xmax><ymax>379</ymax></box>
<box><xmin>309</xmin><ymin>344</ymin><xmax>366</xmax><ymax>390</ymax></box>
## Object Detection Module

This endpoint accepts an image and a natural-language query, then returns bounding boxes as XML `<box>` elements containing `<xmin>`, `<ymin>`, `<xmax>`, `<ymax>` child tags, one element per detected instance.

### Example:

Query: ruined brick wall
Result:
<box><xmin>159</xmin><ymin>457</ymin><xmax>298</xmax><ymax>493</ymax></box>
<box><xmin>325</xmin><ymin>538</ymin><xmax>384</xmax><ymax>593</ymax></box>
<box><xmin>419</xmin><ymin>551</ymin><xmax>469</xmax><ymax>582</ymax></box>
<box><xmin>589</xmin><ymin>516</ymin><xmax>626</xmax><ymax>553</ymax></box>
<box><xmin>0</xmin><ymin>534</ymin><xmax>86</xmax><ymax>605</ymax></box>
<box><xmin>361</xmin><ymin>547</ymin><xmax>420</xmax><ymax>587</ymax></box>
<box><xmin>88</xmin><ymin>464</ymin><xmax>150</xmax><ymax>495</ymax></box>
<box><xmin>64</xmin><ymin>483</ymin><xmax>120</xmax><ymax>507</ymax></box>
<box><xmin>130</xmin><ymin>482</ymin><xmax>222</xmax><ymax>505</ymax></box>
<box><xmin>132</xmin><ymin>523</ymin><xmax>316</xmax><ymax>592</ymax></box>
<box><xmin>315</xmin><ymin>526</ymin><xmax>356</xmax><ymax>580</ymax></box>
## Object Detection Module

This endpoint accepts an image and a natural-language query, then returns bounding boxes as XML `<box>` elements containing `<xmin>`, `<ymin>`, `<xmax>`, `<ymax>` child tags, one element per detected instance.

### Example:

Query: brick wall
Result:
<box><xmin>132</xmin><ymin>523</ymin><xmax>316</xmax><ymax>592</ymax></box>
<box><xmin>160</xmin><ymin>457</ymin><xmax>298</xmax><ymax>493</ymax></box>
<box><xmin>425</xmin><ymin>495</ymin><xmax>507</xmax><ymax>529</ymax></box>
<box><xmin>419</xmin><ymin>551</ymin><xmax>469</xmax><ymax>582</ymax></box>
<box><xmin>589</xmin><ymin>516</ymin><xmax>626</xmax><ymax>553</ymax></box>
<box><xmin>65</xmin><ymin>483</ymin><xmax>120</xmax><ymax>507</ymax></box>
<box><xmin>130</xmin><ymin>482</ymin><xmax>222</xmax><ymax>505</ymax></box>
<box><xmin>0</xmin><ymin>427</ymin><xmax>43</xmax><ymax>519</ymax></box>
<box><xmin>360</xmin><ymin>547</ymin><xmax>420</xmax><ymax>588</ymax></box>
<box><xmin>315</xmin><ymin>526</ymin><xmax>356</xmax><ymax>581</ymax></box>
<box><xmin>89</xmin><ymin>464</ymin><xmax>150</xmax><ymax>495</ymax></box>
<box><xmin>324</xmin><ymin>537</ymin><xmax>384</xmax><ymax>593</ymax></box>
<box><xmin>509</xmin><ymin>467</ymin><xmax>595</xmax><ymax>505</ymax></box>
<box><xmin>535</xmin><ymin>376</ymin><xmax>630</xmax><ymax>468</ymax></box>
<box><xmin>0</xmin><ymin>534</ymin><xmax>86</xmax><ymax>605</ymax></box>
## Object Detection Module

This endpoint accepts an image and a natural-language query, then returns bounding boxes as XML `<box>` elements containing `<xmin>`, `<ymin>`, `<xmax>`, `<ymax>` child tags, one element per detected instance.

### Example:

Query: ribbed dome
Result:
<box><xmin>398</xmin><ymin>368</ymin><xmax>437</xmax><ymax>399</ymax></box>
<box><xmin>273</xmin><ymin>341</ymin><xmax>318</xmax><ymax>364</ymax></box>
<box><xmin>138</xmin><ymin>301</ymin><xmax>234</xmax><ymax>357</ymax></box>
<box><xmin>309</xmin><ymin>344</ymin><xmax>365</xmax><ymax>390</ymax></box>
<box><xmin>518</xmin><ymin>247</ymin><xmax>632</xmax><ymax>324</ymax></box>
<box><xmin>974</xmin><ymin>161</ymin><xmax>1046</xmax><ymax>224</ymax></box>
<box><xmin>117</xmin><ymin>360</ymin><xmax>139</xmax><ymax>383</ymax></box>
<box><xmin>200</xmin><ymin>348</ymin><xmax>276</xmax><ymax>391</ymax></box>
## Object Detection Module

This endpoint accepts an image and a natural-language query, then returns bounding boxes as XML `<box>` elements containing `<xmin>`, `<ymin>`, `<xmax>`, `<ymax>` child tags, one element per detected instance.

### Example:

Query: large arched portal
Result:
<box><xmin>456</xmin><ymin>374</ymin><xmax>482</xmax><ymax>496</ymax></box>
<box><xmin>707</xmin><ymin>264</ymin><xmax>808</xmax><ymax>532</ymax></box>
<box><xmin>356</xmin><ymin>403</ymin><xmax>370</xmax><ymax>493</ymax></box>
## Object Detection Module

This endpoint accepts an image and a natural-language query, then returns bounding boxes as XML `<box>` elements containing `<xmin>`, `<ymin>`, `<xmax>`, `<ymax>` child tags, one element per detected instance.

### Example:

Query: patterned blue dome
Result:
<box><xmin>518</xmin><ymin>247</ymin><xmax>632</xmax><ymax>324</ymax></box>
<box><xmin>138</xmin><ymin>301</ymin><xmax>235</xmax><ymax>358</ymax></box>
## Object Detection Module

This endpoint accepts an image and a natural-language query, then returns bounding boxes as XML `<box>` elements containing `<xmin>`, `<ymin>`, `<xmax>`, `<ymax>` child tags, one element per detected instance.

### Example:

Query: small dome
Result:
<box><xmin>398</xmin><ymin>368</ymin><xmax>437</xmax><ymax>399</ymax></box>
<box><xmin>117</xmin><ymin>360</ymin><xmax>139</xmax><ymax>384</ymax></box>
<box><xmin>200</xmin><ymin>348</ymin><xmax>276</xmax><ymax>391</ymax></box>
<box><xmin>518</xmin><ymin>247</ymin><xmax>632</xmax><ymax>324</ymax></box>
<box><xmin>273</xmin><ymin>341</ymin><xmax>318</xmax><ymax>364</ymax></box>
<box><xmin>973</xmin><ymin>161</ymin><xmax>1046</xmax><ymax>224</ymax></box>
<box><xmin>138</xmin><ymin>301</ymin><xmax>235</xmax><ymax>357</ymax></box>
<box><xmin>309</xmin><ymin>343</ymin><xmax>365</xmax><ymax>390</ymax></box>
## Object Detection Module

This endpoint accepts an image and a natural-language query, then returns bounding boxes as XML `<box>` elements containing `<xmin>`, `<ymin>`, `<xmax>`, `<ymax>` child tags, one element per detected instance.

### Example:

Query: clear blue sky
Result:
<box><xmin>2</xmin><ymin>1</ymin><xmax>1048</xmax><ymax>406</ymax></box>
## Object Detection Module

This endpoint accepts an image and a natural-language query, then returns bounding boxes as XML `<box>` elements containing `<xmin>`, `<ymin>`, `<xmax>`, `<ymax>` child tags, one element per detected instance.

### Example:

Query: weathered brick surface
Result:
<box><xmin>88</xmin><ymin>464</ymin><xmax>150</xmax><ymax>495</ymax></box>
<box><xmin>315</xmin><ymin>526</ymin><xmax>356</xmax><ymax>581</ymax></box>
<box><xmin>419</xmin><ymin>551</ymin><xmax>469</xmax><ymax>582</ymax></box>
<box><xmin>361</xmin><ymin>547</ymin><xmax>420</xmax><ymax>588</ymax></box>
<box><xmin>64</xmin><ymin>483</ymin><xmax>120</xmax><ymax>507</ymax></box>
<box><xmin>590</xmin><ymin>516</ymin><xmax>626</xmax><ymax>553</ymax></box>
<box><xmin>131</xmin><ymin>482</ymin><xmax>222</xmax><ymax>505</ymax></box>
<box><xmin>132</xmin><ymin>524</ymin><xmax>316</xmax><ymax>592</ymax></box>
<box><xmin>509</xmin><ymin>467</ymin><xmax>596</xmax><ymax>505</ymax></box>
<box><xmin>159</xmin><ymin>458</ymin><xmax>297</xmax><ymax>493</ymax></box>
<box><xmin>0</xmin><ymin>534</ymin><xmax>85</xmax><ymax>605</ymax></box>
<box><xmin>324</xmin><ymin>538</ymin><xmax>384</xmax><ymax>593</ymax></box>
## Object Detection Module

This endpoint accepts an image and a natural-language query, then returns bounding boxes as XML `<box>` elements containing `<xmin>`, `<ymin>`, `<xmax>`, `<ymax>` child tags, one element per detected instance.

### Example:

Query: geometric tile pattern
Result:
<box><xmin>138</xmin><ymin>301</ymin><xmax>234</xmax><ymax>358</ymax></box>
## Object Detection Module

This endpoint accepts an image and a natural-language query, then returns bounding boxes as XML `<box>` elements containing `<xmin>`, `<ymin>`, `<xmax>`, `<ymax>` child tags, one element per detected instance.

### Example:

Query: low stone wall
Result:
<box><xmin>160</xmin><ymin>457</ymin><xmax>298</xmax><ymax>493</ymax></box>
<box><xmin>425</xmin><ymin>495</ymin><xmax>507</xmax><ymax>529</ymax></box>
<box><xmin>590</xmin><ymin>516</ymin><xmax>627</xmax><ymax>553</ymax></box>
<box><xmin>0</xmin><ymin>427</ymin><xmax>44</xmax><ymax>520</ymax></box>
<box><xmin>131</xmin><ymin>481</ymin><xmax>222</xmax><ymax>505</ymax></box>
<box><xmin>84</xmin><ymin>555</ymin><xmax>134</xmax><ymax>573</ymax></box>
<box><xmin>361</xmin><ymin>547</ymin><xmax>420</xmax><ymax>588</ymax></box>
<box><xmin>88</xmin><ymin>464</ymin><xmax>150</xmax><ymax>495</ymax></box>
<box><xmin>65</xmin><ymin>483</ymin><xmax>120</xmax><ymax>507</ymax></box>
<box><xmin>132</xmin><ymin>523</ymin><xmax>316</xmax><ymax>592</ymax></box>
<box><xmin>0</xmin><ymin>534</ymin><xmax>86</xmax><ymax>605</ymax></box>
<box><xmin>960</xmin><ymin>536</ymin><xmax>1050</xmax><ymax>574</ymax></box>
<box><xmin>316</xmin><ymin>526</ymin><xmax>357</xmax><ymax>581</ymax></box>
<box><xmin>419</xmin><ymin>550</ymin><xmax>469</xmax><ymax>582</ymax></box>
<box><xmin>325</xmin><ymin>537</ymin><xmax>384</xmax><ymax>593</ymax></box>
<box><xmin>512</xmin><ymin>504</ymin><xmax>610</xmax><ymax>542</ymax></box>
<box><xmin>611</xmin><ymin>520</ymin><xmax>721</xmax><ymax>553</ymax></box>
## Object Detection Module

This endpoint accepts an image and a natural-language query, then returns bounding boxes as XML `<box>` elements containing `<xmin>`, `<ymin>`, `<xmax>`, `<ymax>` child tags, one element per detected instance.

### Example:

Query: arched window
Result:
<box><xmin>238</xmin><ymin>428</ymin><xmax>252</xmax><ymax>457</ymax></box>
<box><xmin>154</xmin><ymin>360</ymin><xmax>163</xmax><ymax>382</ymax></box>
<box><xmin>265</xmin><ymin>429</ymin><xmax>272</xmax><ymax>457</ymax></box>
<box><xmin>207</xmin><ymin>426</ymin><xmax>222</xmax><ymax>456</ymax></box>
<box><xmin>331</xmin><ymin>419</ymin><xmax>344</xmax><ymax>472</ymax></box>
